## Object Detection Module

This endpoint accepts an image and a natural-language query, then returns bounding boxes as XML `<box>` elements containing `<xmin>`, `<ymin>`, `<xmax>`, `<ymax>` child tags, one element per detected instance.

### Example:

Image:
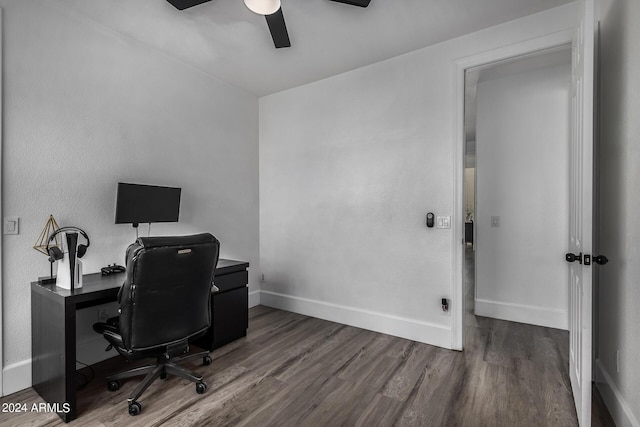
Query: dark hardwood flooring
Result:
<box><xmin>0</xmin><ymin>249</ymin><xmax>615</xmax><ymax>426</ymax></box>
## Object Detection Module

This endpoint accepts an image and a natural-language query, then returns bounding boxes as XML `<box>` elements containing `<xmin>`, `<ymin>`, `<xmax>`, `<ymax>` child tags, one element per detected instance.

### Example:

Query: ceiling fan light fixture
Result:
<box><xmin>244</xmin><ymin>0</ymin><xmax>281</xmax><ymax>15</ymax></box>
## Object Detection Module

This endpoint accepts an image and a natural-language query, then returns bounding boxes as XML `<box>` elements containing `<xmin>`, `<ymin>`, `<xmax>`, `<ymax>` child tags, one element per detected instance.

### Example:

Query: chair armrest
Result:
<box><xmin>103</xmin><ymin>330</ymin><xmax>125</xmax><ymax>349</ymax></box>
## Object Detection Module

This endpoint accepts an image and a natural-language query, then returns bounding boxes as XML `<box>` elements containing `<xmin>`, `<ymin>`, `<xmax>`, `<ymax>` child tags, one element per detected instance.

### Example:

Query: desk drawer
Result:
<box><xmin>214</xmin><ymin>270</ymin><xmax>248</xmax><ymax>293</ymax></box>
<box><xmin>212</xmin><ymin>287</ymin><xmax>248</xmax><ymax>348</ymax></box>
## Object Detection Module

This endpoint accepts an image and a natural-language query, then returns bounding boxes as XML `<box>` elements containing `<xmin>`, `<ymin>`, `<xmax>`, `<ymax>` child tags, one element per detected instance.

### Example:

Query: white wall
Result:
<box><xmin>474</xmin><ymin>60</ymin><xmax>571</xmax><ymax>329</ymax></box>
<box><xmin>0</xmin><ymin>0</ymin><xmax>259</xmax><ymax>394</ymax></box>
<box><xmin>596</xmin><ymin>0</ymin><xmax>640</xmax><ymax>425</ymax></box>
<box><xmin>259</xmin><ymin>4</ymin><xmax>577</xmax><ymax>348</ymax></box>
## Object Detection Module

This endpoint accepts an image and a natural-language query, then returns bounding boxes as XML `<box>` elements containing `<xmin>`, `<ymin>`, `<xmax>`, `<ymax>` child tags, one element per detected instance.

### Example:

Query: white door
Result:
<box><xmin>567</xmin><ymin>0</ymin><xmax>595</xmax><ymax>425</ymax></box>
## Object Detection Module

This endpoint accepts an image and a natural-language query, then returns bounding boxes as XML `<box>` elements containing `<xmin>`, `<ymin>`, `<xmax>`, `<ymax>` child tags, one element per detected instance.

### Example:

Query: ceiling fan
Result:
<box><xmin>166</xmin><ymin>0</ymin><xmax>372</xmax><ymax>49</ymax></box>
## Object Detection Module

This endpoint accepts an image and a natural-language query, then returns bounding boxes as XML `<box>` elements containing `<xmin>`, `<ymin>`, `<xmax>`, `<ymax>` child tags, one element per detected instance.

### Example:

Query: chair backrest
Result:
<box><xmin>119</xmin><ymin>233</ymin><xmax>220</xmax><ymax>351</ymax></box>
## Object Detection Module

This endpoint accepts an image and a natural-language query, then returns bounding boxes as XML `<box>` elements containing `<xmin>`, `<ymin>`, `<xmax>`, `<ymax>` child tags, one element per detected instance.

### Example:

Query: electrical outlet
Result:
<box><xmin>440</xmin><ymin>298</ymin><xmax>451</xmax><ymax>315</ymax></box>
<box><xmin>98</xmin><ymin>308</ymin><xmax>110</xmax><ymax>323</ymax></box>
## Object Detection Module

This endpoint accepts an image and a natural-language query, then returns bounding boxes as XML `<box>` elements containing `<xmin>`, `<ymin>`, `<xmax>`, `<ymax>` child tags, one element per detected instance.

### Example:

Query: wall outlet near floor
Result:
<box><xmin>440</xmin><ymin>298</ymin><xmax>450</xmax><ymax>315</ymax></box>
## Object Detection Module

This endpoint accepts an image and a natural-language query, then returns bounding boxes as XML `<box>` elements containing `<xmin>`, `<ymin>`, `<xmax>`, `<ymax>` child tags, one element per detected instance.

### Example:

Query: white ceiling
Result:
<box><xmin>53</xmin><ymin>0</ymin><xmax>573</xmax><ymax>96</ymax></box>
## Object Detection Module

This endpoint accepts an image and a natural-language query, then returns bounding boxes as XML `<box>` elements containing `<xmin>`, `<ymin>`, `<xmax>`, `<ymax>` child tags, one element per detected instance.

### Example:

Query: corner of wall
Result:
<box><xmin>248</xmin><ymin>290</ymin><xmax>261</xmax><ymax>308</ymax></box>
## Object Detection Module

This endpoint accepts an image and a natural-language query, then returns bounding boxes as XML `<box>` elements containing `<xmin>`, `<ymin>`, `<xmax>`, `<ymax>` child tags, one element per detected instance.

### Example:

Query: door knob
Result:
<box><xmin>593</xmin><ymin>255</ymin><xmax>609</xmax><ymax>265</ymax></box>
<box><xmin>565</xmin><ymin>252</ymin><xmax>582</xmax><ymax>264</ymax></box>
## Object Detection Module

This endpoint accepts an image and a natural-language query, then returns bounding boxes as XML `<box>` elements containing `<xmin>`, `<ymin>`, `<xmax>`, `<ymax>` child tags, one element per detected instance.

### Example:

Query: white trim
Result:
<box><xmin>596</xmin><ymin>359</ymin><xmax>640</xmax><ymax>427</ymax></box>
<box><xmin>452</xmin><ymin>28</ymin><xmax>574</xmax><ymax>351</ymax></box>
<box><xmin>475</xmin><ymin>298</ymin><xmax>568</xmax><ymax>330</ymax></box>
<box><xmin>248</xmin><ymin>290</ymin><xmax>260</xmax><ymax>308</ymax></box>
<box><xmin>260</xmin><ymin>291</ymin><xmax>452</xmax><ymax>349</ymax></box>
<box><xmin>0</xmin><ymin>8</ymin><xmax>4</xmax><ymax>397</ymax></box>
<box><xmin>452</xmin><ymin>52</ymin><xmax>465</xmax><ymax>351</ymax></box>
<box><xmin>2</xmin><ymin>358</ymin><xmax>31</xmax><ymax>397</ymax></box>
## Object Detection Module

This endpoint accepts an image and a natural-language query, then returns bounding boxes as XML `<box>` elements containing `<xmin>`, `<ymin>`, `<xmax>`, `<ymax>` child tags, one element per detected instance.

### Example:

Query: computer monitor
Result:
<box><xmin>115</xmin><ymin>182</ymin><xmax>181</xmax><ymax>227</ymax></box>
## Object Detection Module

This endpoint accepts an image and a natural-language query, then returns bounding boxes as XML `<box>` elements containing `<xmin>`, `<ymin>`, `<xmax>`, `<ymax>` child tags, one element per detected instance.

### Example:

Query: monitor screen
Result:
<box><xmin>115</xmin><ymin>182</ymin><xmax>181</xmax><ymax>226</ymax></box>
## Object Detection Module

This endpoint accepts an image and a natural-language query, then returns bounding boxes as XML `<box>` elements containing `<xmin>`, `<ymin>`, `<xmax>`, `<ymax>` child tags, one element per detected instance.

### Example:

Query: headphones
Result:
<box><xmin>46</xmin><ymin>227</ymin><xmax>91</xmax><ymax>262</ymax></box>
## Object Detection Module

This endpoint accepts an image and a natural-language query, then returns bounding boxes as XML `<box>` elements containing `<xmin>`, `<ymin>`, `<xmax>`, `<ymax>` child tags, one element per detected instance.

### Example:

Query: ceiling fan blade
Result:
<box><xmin>328</xmin><ymin>0</ymin><xmax>371</xmax><ymax>7</ymax></box>
<box><xmin>265</xmin><ymin>8</ymin><xmax>291</xmax><ymax>48</ymax></box>
<box><xmin>166</xmin><ymin>0</ymin><xmax>212</xmax><ymax>10</ymax></box>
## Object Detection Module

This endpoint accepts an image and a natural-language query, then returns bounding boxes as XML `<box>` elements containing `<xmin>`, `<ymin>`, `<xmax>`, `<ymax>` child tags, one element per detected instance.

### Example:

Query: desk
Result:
<box><xmin>31</xmin><ymin>259</ymin><xmax>249</xmax><ymax>423</ymax></box>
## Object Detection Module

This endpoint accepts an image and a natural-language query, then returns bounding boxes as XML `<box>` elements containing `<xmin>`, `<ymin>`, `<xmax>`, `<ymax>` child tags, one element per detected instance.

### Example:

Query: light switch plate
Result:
<box><xmin>436</xmin><ymin>216</ymin><xmax>451</xmax><ymax>229</ymax></box>
<box><xmin>3</xmin><ymin>217</ymin><xmax>19</xmax><ymax>235</ymax></box>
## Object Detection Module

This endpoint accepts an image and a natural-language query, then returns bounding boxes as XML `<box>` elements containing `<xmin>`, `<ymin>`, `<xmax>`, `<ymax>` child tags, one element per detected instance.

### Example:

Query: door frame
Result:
<box><xmin>0</xmin><ymin>8</ymin><xmax>4</xmax><ymax>397</ymax></box>
<box><xmin>451</xmin><ymin>29</ymin><xmax>573</xmax><ymax>350</ymax></box>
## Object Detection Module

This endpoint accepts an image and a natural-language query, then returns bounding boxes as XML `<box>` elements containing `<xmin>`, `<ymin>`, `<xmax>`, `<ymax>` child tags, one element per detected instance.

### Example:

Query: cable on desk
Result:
<box><xmin>75</xmin><ymin>360</ymin><xmax>95</xmax><ymax>390</ymax></box>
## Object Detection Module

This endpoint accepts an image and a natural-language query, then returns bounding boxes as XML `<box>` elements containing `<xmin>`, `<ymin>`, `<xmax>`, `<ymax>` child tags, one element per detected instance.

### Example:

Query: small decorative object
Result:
<box><xmin>465</xmin><ymin>207</ymin><xmax>474</xmax><ymax>222</ymax></box>
<box><xmin>34</xmin><ymin>215</ymin><xmax>60</xmax><ymax>284</ymax></box>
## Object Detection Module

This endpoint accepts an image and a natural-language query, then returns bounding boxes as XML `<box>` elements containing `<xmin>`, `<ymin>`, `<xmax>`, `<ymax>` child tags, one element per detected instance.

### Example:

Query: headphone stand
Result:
<box><xmin>38</xmin><ymin>260</ymin><xmax>57</xmax><ymax>285</ymax></box>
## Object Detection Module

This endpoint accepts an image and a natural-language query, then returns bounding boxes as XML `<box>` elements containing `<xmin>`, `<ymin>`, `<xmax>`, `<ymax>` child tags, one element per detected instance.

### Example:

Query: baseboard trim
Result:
<box><xmin>2</xmin><ymin>337</ymin><xmax>119</xmax><ymax>397</ymax></box>
<box><xmin>260</xmin><ymin>291</ymin><xmax>452</xmax><ymax>349</ymax></box>
<box><xmin>248</xmin><ymin>290</ymin><xmax>260</xmax><ymax>308</ymax></box>
<box><xmin>596</xmin><ymin>359</ymin><xmax>640</xmax><ymax>427</ymax></box>
<box><xmin>3</xmin><ymin>359</ymin><xmax>31</xmax><ymax>396</ymax></box>
<box><xmin>475</xmin><ymin>298</ymin><xmax>567</xmax><ymax>330</ymax></box>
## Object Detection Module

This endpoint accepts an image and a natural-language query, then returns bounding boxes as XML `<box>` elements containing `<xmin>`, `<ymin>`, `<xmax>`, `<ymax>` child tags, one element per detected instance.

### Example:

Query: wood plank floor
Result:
<box><xmin>0</xmin><ymin>303</ymin><xmax>615</xmax><ymax>427</ymax></box>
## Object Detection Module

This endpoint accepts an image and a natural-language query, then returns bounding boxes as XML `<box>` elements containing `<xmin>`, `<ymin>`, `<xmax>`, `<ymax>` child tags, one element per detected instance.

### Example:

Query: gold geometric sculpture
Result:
<box><xmin>33</xmin><ymin>214</ymin><xmax>60</xmax><ymax>256</ymax></box>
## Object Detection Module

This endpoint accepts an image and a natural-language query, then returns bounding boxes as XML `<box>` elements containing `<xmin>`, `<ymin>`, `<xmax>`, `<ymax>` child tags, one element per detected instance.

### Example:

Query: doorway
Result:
<box><xmin>452</xmin><ymin>30</ymin><xmax>574</xmax><ymax>349</ymax></box>
<box><xmin>463</xmin><ymin>47</ymin><xmax>572</xmax><ymax>332</ymax></box>
<box><xmin>454</xmin><ymin>5</ymin><xmax>600</xmax><ymax>424</ymax></box>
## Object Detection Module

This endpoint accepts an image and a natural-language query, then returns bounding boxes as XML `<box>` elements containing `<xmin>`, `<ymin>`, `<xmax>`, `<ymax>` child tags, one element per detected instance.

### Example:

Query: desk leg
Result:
<box><xmin>31</xmin><ymin>293</ymin><xmax>77</xmax><ymax>422</ymax></box>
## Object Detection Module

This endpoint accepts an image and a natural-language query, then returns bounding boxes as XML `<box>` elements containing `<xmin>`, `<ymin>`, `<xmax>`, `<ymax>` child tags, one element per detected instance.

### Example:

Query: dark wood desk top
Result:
<box><xmin>31</xmin><ymin>258</ymin><xmax>249</xmax><ymax>306</ymax></box>
<box><xmin>215</xmin><ymin>258</ymin><xmax>250</xmax><ymax>275</ymax></box>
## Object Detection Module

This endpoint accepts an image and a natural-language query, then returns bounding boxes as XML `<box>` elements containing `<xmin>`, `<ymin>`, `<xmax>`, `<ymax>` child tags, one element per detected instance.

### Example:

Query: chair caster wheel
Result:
<box><xmin>107</xmin><ymin>381</ymin><xmax>120</xmax><ymax>392</ymax></box>
<box><xmin>160</xmin><ymin>369</ymin><xmax>167</xmax><ymax>380</ymax></box>
<box><xmin>196</xmin><ymin>381</ymin><xmax>207</xmax><ymax>394</ymax></box>
<box><xmin>128</xmin><ymin>401</ymin><xmax>142</xmax><ymax>416</ymax></box>
<box><xmin>203</xmin><ymin>355</ymin><xmax>212</xmax><ymax>366</ymax></box>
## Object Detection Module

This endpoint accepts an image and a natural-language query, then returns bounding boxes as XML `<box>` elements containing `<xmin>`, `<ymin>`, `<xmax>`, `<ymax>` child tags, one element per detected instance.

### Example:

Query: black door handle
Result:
<box><xmin>594</xmin><ymin>255</ymin><xmax>609</xmax><ymax>265</ymax></box>
<box><xmin>565</xmin><ymin>252</ymin><xmax>582</xmax><ymax>264</ymax></box>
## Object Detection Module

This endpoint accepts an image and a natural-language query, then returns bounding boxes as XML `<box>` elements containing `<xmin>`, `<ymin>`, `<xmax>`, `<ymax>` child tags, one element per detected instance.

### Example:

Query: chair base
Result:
<box><xmin>107</xmin><ymin>350</ymin><xmax>211</xmax><ymax>415</ymax></box>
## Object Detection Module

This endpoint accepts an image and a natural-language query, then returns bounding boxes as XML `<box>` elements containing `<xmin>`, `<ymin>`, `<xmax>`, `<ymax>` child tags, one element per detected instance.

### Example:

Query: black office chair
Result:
<box><xmin>93</xmin><ymin>233</ymin><xmax>220</xmax><ymax>416</ymax></box>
